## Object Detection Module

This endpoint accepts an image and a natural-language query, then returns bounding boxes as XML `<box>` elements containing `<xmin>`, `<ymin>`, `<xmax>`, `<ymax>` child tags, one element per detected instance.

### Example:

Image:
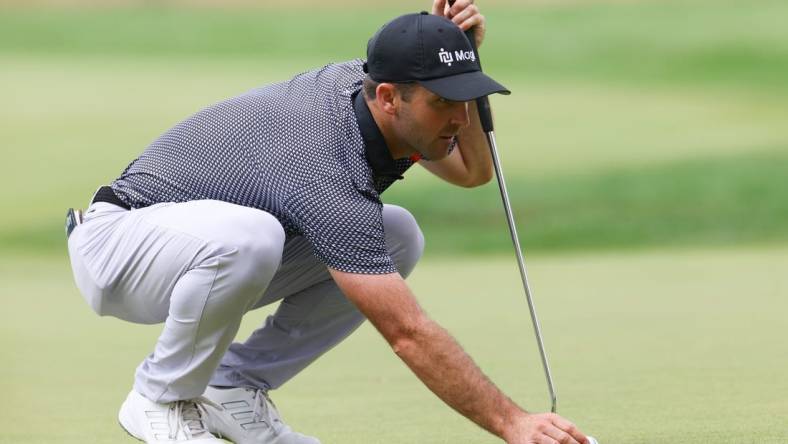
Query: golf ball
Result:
<box><xmin>587</xmin><ymin>436</ymin><xmax>599</xmax><ymax>444</ymax></box>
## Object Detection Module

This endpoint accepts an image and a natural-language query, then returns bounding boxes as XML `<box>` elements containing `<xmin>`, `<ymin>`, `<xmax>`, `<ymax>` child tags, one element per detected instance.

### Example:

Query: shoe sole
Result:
<box><xmin>118</xmin><ymin>419</ymin><xmax>144</xmax><ymax>442</ymax></box>
<box><xmin>118</xmin><ymin>400</ymin><xmax>229</xmax><ymax>443</ymax></box>
<box><xmin>118</xmin><ymin>400</ymin><xmax>145</xmax><ymax>442</ymax></box>
<box><xmin>118</xmin><ymin>418</ymin><xmax>231</xmax><ymax>444</ymax></box>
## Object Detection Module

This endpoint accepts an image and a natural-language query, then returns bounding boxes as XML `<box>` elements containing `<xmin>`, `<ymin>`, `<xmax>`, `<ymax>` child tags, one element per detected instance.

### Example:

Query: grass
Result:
<box><xmin>2</xmin><ymin>249</ymin><xmax>787</xmax><ymax>443</ymax></box>
<box><xmin>1</xmin><ymin>0</ymin><xmax>787</xmax><ymax>254</ymax></box>
<box><xmin>387</xmin><ymin>151</ymin><xmax>788</xmax><ymax>253</ymax></box>
<box><xmin>1</xmin><ymin>0</ymin><xmax>787</xmax><ymax>91</ymax></box>
<box><xmin>2</xmin><ymin>1</ymin><xmax>788</xmax><ymax>442</ymax></box>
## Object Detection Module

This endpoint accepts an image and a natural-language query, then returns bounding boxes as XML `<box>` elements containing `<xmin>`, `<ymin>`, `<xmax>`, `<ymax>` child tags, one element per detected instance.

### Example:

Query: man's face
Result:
<box><xmin>391</xmin><ymin>85</ymin><xmax>470</xmax><ymax>161</ymax></box>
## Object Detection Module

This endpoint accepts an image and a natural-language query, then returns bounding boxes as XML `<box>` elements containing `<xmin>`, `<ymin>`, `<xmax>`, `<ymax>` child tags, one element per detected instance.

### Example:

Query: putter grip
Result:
<box><xmin>467</xmin><ymin>33</ymin><xmax>495</xmax><ymax>133</ymax></box>
<box><xmin>449</xmin><ymin>0</ymin><xmax>494</xmax><ymax>132</ymax></box>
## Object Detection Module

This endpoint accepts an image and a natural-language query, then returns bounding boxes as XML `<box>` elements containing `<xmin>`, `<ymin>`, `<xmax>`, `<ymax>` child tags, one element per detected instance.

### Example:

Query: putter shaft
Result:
<box><xmin>485</xmin><ymin>130</ymin><xmax>558</xmax><ymax>414</ymax></box>
<box><xmin>445</xmin><ymin>0</ymin><xmax>558</xmax><ymax>413</ymax></box>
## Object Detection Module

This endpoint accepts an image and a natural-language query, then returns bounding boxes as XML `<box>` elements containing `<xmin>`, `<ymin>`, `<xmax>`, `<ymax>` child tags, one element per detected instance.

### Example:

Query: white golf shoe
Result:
<box><xmin>118</xmin><ymin>390</ymin><xmax>225</xmax><ymax>443</ymax></box>
<box><xmin>203</xmin><ymin>386</ymin><xmax>320</xmax><ymax>444</ymax></box>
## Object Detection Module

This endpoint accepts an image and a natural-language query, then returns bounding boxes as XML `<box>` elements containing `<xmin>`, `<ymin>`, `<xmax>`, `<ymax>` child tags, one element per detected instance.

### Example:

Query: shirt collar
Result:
<box><xmin>353</xmin><ymin>90</ymin><xmax>402</xmax><ymax>179</ymax></box>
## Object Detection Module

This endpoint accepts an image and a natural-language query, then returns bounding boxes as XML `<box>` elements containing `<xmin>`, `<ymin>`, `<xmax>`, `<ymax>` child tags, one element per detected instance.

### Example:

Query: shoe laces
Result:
<box><xmin>168</xmin><ymin>396</ymin><xmax>222</xmax><ymax>440</ymax></box>
<box><xmin>251</xmin><ymin>389</ymin><xmax>283</xmax><ymax>432</ymax></box>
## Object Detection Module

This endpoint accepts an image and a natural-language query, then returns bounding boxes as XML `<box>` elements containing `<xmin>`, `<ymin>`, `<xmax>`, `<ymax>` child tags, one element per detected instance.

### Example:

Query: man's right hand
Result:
<box><xmin>506</xmin><ymin>412</ymin><xmax>589</xmax><ymax>444</ymax></box>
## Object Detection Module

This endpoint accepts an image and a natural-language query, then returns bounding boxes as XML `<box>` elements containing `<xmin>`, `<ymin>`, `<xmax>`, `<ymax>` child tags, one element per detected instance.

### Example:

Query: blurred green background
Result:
<box><xmin>1</xmin><ymin>0</ymin><xmax>787</xmax><ymax>443</ymax></box>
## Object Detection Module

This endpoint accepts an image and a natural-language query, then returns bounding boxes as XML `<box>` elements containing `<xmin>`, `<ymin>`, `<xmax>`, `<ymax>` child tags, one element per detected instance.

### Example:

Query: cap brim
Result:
<box><xmin>418</xmin><ymin>70</ymin><xmax>510</xmax><ymax>102</ymax></box>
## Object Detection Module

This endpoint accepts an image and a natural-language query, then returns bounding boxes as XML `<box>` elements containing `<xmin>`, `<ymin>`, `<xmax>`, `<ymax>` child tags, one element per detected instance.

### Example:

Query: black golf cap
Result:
<box><xmin>364</xmin><ymin>12</ymin><xmax>510</xmax><ymax>102</ymax></box>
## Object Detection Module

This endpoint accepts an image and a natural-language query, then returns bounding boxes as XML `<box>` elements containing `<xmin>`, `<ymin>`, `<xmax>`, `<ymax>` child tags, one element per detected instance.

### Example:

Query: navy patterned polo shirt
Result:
<box><xmin>111</xmin><ymin>60</ymin><xmax>418</xmax><ymax>274</ymax></box>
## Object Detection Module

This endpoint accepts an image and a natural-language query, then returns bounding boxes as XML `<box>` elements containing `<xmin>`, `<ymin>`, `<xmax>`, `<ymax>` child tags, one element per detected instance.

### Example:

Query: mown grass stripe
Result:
<box><xmin>383</xmin><ymin>150</ymin><xmax>788</xmax><ymax>253</ymax></box>
<box><xmin>0</xmin><ymin>0</ymin><xmax>786</xmax><ymax>91</ymax></box>
<box><xmin>6</xmin><ymin>151</ymin><xmax>787</xmax><ymax>254</ymax></box>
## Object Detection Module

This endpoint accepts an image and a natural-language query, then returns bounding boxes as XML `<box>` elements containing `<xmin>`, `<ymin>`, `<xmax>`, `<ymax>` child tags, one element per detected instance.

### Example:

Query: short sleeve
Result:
<box><xmin>283</xmin><ymin>175</ymin><xmax>397</xmax><ymax>274</ymax></box>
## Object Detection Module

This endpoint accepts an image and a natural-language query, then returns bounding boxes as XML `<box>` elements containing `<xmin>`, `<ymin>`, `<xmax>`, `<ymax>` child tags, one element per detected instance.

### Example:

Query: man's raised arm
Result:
<box><xmin>419</xmin><ymin>100</ymin><xmax>494</xmax><ymax>188</ymax></box>
<box><xmin>328</xmin><ymin>269</ymin><xmax>590</xmax><ymax>444</ymax></box>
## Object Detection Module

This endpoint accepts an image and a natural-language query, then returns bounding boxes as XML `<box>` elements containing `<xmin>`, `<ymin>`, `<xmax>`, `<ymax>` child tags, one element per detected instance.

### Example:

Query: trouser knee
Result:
<box><xmin>382</xmin><ymin>204</ymin><xmax>424</xmax><ymax>278</ymax></box>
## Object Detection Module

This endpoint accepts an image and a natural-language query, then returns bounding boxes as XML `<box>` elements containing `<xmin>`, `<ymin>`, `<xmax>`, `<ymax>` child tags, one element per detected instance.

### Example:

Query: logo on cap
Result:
<box><xmin>438</xmin><ymin>48</ymin><xmax>476</xmax><ymax>67</ymax></box>
<box><xmin>438</xmin><ymin>48</ymin><xmax>454</xmax><ymax>66</ymax></box>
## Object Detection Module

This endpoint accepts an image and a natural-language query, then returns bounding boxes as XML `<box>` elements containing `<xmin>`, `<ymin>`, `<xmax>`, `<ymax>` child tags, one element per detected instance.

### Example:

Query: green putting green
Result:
<box><xmin>2</xmin><ymin>0</ymin><xmax>787</xmax><ymax>442</ymax></box>
<box><xmin>2</xmin><ymin>249</ymin><xmax>787</xmax><ymax>443</ymax></box>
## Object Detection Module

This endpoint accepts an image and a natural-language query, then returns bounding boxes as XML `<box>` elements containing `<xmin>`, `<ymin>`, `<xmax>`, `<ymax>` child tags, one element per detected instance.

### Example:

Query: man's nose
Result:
<box><xmin>450</xmin><ymin>102</ymin><xmax>471</xmax><ymax>128</ymax></box>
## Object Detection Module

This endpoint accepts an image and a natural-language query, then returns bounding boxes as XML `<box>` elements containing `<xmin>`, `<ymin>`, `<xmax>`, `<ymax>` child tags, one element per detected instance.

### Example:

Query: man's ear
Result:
<box><xmin>375</xmin><ymin>83</ymin><xmax>399</xmax><ymax>115</ymax></box>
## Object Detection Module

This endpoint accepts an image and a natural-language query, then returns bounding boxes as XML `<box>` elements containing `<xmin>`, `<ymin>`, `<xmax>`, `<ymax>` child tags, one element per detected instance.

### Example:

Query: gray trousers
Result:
<box><xmin>67</xmin><ymin>200</ymin><xmax>424</xmax><ymax>403</ymax></box>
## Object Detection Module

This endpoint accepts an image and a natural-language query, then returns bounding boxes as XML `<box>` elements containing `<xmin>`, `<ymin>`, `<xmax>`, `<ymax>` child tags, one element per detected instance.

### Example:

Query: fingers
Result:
<box><xmin>543</xmin><ymin>424</ymin><xmax>582</xmax><ymax>444</ymax></box>
<box><xmin>444</xmin><ymin>0</ymin><xmax>468</xmax><ymax>17</ymax></box>
<box><xmin>438</xmin><ymin>0</ymin><xmax>486</xmax><ymax>48</ymax></box>
<box><xmin>550</xmin><ymin>415</ymin><xmax>587</xmax><ymax>444</ymax></box>
<box><xmin>457</xmin><ymin>11</ymin><xmax>485</xmax><ymax>35</ymax></box>
<box><xmin>516</xmin><ymin>413</ymin><xmax>589</xmax><ymax>444</ymax></box>
<box><xmin>447</xmin><ymin>2</ymin><xmax>480</xmax><ymax>29</ymax></box>
<box><xmin>431</xmin><ymin>0</ymin><xmax>448</xmax><ymax>16</ymax></box>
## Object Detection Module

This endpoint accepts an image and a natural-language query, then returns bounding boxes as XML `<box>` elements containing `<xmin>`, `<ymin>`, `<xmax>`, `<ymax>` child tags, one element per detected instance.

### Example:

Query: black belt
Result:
<box><xmin>92</xmin><ymin>186</ymin><xmax>131</xmax><ymax>210</ymax></box>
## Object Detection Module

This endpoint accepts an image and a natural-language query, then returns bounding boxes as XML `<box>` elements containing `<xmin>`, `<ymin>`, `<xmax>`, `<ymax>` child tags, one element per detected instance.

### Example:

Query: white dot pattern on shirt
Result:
<box><xmin>112</xmin><ymin>60</ymin><xmax>414</xmax><ymax>275</ymax></box>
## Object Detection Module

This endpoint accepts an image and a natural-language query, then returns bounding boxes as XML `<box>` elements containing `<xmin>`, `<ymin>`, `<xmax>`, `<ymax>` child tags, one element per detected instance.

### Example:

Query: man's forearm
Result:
<box><xmin>329</xmin><ymin>270</ymin><xmax>529</xmax><ymax>441</ymax></box>
<box><xmin>392</xmin><ymin>315</ymin><xmax>526</xmax><ymax>440</ymax></box>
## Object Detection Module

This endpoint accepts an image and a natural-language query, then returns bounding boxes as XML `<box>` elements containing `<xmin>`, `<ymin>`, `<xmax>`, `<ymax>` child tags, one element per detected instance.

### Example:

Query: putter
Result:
<box><xmin>453</xmin><ymin>16</ymin><xmax>558</xmax><ymax>416</ymax></box>
<box><xmin>446</xmin><ymin>3</ymin><xmax>598</xmax><ymax>443</ymax></box>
